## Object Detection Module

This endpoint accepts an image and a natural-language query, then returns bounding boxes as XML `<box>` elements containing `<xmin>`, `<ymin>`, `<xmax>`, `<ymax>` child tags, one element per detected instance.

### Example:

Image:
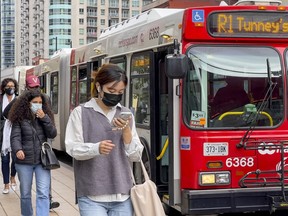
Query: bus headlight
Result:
<box><xmin>199</xmin><ymin>171</ymin><xmax>230</xmax><ymax>186</ymax></box>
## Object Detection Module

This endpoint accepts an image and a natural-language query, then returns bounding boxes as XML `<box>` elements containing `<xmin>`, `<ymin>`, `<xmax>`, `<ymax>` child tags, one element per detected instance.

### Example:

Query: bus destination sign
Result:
<box><xmin>208</xmin><ymin>12</ymin><xmax>288</xmax><ymax>38</ymax></box>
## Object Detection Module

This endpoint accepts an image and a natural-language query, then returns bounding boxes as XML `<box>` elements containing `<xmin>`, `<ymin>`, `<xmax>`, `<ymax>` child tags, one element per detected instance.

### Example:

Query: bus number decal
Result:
<box><xmin>149</xmin><ymin>27</ymin><xmax>159</xmax><ymax>40</ymax></box>
<box><xmin>226</xmin><ymin>157</ymin><xmax>254</xmax><ymax>168</ymax></box>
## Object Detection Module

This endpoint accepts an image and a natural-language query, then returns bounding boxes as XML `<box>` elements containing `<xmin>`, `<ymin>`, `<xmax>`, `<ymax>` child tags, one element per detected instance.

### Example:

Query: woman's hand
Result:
<box><xmin>113</xmin><ymin>117</ymin><xmax>132</xmax><ymax>144</ymax></box>
<box><xmin>112</xmin><ymin>117</ymin><xmax>130</xmax><ymax>130</ymax></box>
<box><xmin>16</xmin><ymin>150</ymin><xmax>25</xmax><ymax>160</ymax></box>
<box><xmin>99</xmin><ymin>140</ymin><xmax>115</xmax><ymax>155</ymax></box>
<box><xmin>36</xmin><ymin>109</ymin><xmax>45</xmax><ymax>119</ymax></box>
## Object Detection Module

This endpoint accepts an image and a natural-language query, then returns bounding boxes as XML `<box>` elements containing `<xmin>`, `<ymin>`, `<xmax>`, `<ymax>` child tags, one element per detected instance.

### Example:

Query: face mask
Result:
<box><xmin>30</xmin><ymin>103</ymin><xmax>42</xmax><ymax>114</ymax></box>
<box><xmin>4</xmin><ymin>88</ymin><xmax>15</xmax><ymax>95</ymax></box>
<box><xmin>102</xmin><ymin>92</ymin><xmax>122</xmax><ymax>107</ymax></box>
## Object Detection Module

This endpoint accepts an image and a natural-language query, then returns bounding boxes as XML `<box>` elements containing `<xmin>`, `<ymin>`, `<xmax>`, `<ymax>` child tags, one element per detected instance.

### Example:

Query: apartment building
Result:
<box><xmin>142</xmin><ymin>0</ymin><xmax>238</xmax><ymax>11</ymax></box>
<box><xmin>1</xmin><ymin>0</ymin><xmax>151</xmax><ymax>68</ymax></box>
<box><xmin>1</xmin><ymin>0</ymin><xmax>15</xmax><ymax>69</ymax></box>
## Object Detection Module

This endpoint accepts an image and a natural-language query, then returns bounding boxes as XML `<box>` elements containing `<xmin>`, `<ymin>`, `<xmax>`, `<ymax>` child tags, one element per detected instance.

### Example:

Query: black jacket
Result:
<box><xmin>11</xmin><ymin>115</ymin><xmax>57</xmax><ymax>165</ymax></box>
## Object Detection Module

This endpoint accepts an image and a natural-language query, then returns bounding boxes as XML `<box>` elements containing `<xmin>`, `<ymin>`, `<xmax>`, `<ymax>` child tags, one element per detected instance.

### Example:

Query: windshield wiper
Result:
<box><xmin>237</xmin><ymin>58</ymin><xmax>277</xmax><ymax>148</ymax></box>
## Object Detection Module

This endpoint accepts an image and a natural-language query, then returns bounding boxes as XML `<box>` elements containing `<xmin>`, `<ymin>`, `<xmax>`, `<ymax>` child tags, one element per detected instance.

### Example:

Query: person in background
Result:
<box><xmin>65</xmin><ymin>63</ymin><xmax>143</xmax><ymax>216</ymax></box>
<box><xmin>25</xmin><ymin>75</ymin><xmax>60</xmax><ymax>210</ymax></box>
<box><xmin>2</xmin><ymin>75</ymin><xmax>60</xmax><ymax>209</ymax></box>
<box><xmin>9</xmin><ymin>89</ymin><xmax>57</xmax><ymax>216</ymax></box>
<box><xmin>0</xmin><ymin>78</ymin><xmax>18</xmax><ymax>194</ymax></box>
<box><xmin>210</xmin><ymin>76</ymin><xmax>250</xmax><ymax>117</ymax></box>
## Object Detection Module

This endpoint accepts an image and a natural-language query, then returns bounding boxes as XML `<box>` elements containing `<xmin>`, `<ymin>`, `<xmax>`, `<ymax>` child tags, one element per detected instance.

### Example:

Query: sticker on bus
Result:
<box><xmin>190</xmin><ymin>110</ymin><xmax>206</xmax><ymax>128</ymax></box>
<box><xmin>204</xmin><ymin>142</ymin><xmax>228</xmax><ymax>156</ymax></box>
<box><xmin>192</xmin><ymin>10</ymin><xmax>204</xmax><ymax>23</ymax></box>
<box><xmin>180</xmin><ymin>137</ymin><xmax>191</xmax><ymax>150</ymax></box>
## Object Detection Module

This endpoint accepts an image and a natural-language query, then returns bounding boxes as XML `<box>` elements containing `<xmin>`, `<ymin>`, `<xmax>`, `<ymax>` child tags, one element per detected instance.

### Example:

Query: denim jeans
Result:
<box><xmin>78</xmin><ymin>196</ymin><xmax>133</xmax><ymax>216</ymax></box>
<box><xmin>15</xmin><ymin>163</ymin><xmax>50</xmax><ymax>216</ymax></box>
<box><xmin>1</xmin><ymin>152</ymin><xmax>16</xmax><ymax>184</ymax></box>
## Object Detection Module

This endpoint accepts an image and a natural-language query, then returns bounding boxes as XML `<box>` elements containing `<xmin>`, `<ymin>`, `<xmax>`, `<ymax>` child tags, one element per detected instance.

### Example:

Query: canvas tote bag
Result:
<box><xmin>130</xmin><ymin>160</ymin><xmax>166</xmax><ymax>216</ymax></box>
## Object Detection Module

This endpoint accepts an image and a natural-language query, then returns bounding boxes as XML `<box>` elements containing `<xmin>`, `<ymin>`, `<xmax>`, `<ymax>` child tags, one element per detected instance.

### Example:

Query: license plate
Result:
<box><xmin>204</xmin><ymin>142</ymin><xmax>228</xmax><ymax>156</ymax></box>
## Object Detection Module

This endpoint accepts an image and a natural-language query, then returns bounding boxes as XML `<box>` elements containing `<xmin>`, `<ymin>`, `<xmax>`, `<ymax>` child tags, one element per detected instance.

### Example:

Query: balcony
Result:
<box><xmin>87</xmin><ymin>12</ymin><xmax>97</xmax><ymax>17</ymax></box>
<box><xmin>109</xmin><ymin>4</ymin><xmax>119</xmax><ymax>8</ymax></box>
<box><xmin>122</xmin><ymin>4</ymin><xmax>129</xmax><ymax>9</ymax></box>
<box><xmin>109</xmin><ymin>14</ymin><xmax>119</xmax><ymax>18</ymax></box>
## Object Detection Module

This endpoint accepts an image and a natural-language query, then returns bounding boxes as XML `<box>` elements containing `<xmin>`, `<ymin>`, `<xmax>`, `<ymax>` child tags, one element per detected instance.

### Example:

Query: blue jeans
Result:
<box><xmin>78</xmin><ymin>196</ymin><xmax>133</xmax><ymax>216</ymax></box>
<box><xmin>1</xmin><ymin>152</ymin><xmax>16</xmax><ymax>184</ymax></box>
<box><xmin>15</xmin><ymin>163</ymin><xmax>50</xmax><ymax>216</ymax></box>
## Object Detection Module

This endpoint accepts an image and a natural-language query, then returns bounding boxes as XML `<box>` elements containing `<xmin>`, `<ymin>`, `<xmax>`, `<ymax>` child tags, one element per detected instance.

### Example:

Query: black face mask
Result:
<box><xmin>4</xmin><ymin>88</ymin><xmax>15</xmax><ymax>95</ymax></box>
<box><xmin>102</xmin><ymin>92</ymin><xmax>123</xmax><ymax>107</ymax></box>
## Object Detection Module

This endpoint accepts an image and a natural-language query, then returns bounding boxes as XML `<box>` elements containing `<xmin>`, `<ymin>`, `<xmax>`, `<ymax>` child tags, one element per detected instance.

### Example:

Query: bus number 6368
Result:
<box><xmin>226</xmin><ymin>157</ymin><xmax>254</xmax><ymax>168</ymax></box>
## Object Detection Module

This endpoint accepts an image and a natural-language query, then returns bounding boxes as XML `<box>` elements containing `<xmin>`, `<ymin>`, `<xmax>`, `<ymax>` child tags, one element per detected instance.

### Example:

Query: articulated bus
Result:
<box><xmin>29</xmin><ymin>1</ymin><xmax>288</xmax><ymax>215</ymax></box>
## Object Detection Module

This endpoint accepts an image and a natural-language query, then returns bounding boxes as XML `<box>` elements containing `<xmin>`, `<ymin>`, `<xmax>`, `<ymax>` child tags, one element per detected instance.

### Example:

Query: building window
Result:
<box><xmin>79</xmin><ymin>8</ymin><xmax>84</xmax><ymax>15</ymax></box>
<box><xmin>109</xmin><ymin>0</ymin><xmax>119</xmax><ymax>7</ymax></box>
<box><xmin>79</xmin><ymin>28</ymin><xmax>84</xmax><ymax>35</ymax></box>
<box><xmin>79</xmin><ymin>18</ymin><xmax>84</xmax><ymax>25</ymax></box>
<box><xmin>122</xmin><ymin>10</ymin><xmax>129</xmax><ymax>18</ymax></box>
<box><xmin>131</xmin><ymin>10</ymin><xmax>139</xmax><ymax>17</ymax></box>
<box><xmin>132</xmin><ymin>0</ymin><xmax>139</xmax><ymax>7</ymax></box>
<box><xmin>109</xmin><ymin>9</ymin><xmax>119</xmax><ymax>18</ymax></box>
<box><xmin>79</xmin><ymin>38</ymin><xmax>84</xmax><ymax>45</ymax></box>
<box><xmin>88</xmin><ymin>0</ymin><xmax>97</xmax><ymax>5</ymax></box>
<box><xmin>80</xmin><ymin>0</ymin><xmax>84</xmax><ymax>4</ymax></box>
<box><xmin>50</xmin><ymin>0</ymin><xmax>72</xmax><ymax>5</ymax></box>
<box><xmin>87</xmin><ymin>18</ymin><xmax>97</xmax><ymax>26</ymax></box>
<box><xmin>87</xmin><ymin>8</ymin><xmax>97</xmax><ymax>16</ymax></box>
<box><xmin>101</xmin><ymin>9</ymin><xmax>105</xmax><ymax>15</ymax></box>
<box><xmin>101</xmin><ymin>0</ymin><xmax>105</xmax><ymax>5</ymax></box>
<box><xmin>101</xmin><ymin>19</ymin><xmax>105</xmax><ymax>25</ymax></box>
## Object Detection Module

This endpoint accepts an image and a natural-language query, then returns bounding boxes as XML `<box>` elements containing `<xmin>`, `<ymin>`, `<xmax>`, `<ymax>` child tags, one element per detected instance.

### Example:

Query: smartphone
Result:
<box><xmin>119</xmin><ymin>112</ymin><xmax>132</xmax><ymax>121</ymax></box>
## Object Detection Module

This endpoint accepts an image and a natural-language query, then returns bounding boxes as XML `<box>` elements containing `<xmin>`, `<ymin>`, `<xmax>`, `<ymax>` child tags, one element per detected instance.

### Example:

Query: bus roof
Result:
<box><xmin>99</xmin><ymin>9</ymin><xmax>184</xmax><ymax>39</ymax></box>
<box><xmin>71</xmin><ymin>8</ymin><xmax>185</xmax><ymax>63</ymax></box>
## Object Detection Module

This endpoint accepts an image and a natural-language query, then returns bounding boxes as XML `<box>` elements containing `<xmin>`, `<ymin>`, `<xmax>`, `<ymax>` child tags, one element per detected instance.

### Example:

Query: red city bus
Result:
<box><xmin>165</xmin><ymin>1</ymin><xmax>288</xmax><ymax>215</ymax></box>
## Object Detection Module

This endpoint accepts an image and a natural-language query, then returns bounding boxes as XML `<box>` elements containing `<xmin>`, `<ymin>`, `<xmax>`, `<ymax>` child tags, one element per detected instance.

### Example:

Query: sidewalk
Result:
<box><xmin>0</xmin><ymin>162</ymin><xmax>79</xmax><ymax>216</ymax></box>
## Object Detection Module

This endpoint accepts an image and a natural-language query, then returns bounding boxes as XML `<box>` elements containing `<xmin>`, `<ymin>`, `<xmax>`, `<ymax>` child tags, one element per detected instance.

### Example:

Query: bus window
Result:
<box><xmin>38</xmin><ymin>75</ymin><xmax>47</xmax><ymax>93</ymax></box>
<box><xmin>130</xmin><ymin>53</ymin><xmax>150</xmax><ymax>126</ymax></box>
<box><xmin>50</xmin><ymin>72</ymin><xmax>58</xmax><ymax>114</ymax></box>
<box><xmin>70</xmin><ymin>66</ymin><xmax>77</xmax><ymax>110</ymax></box>
<box><xmin>110</xmin><ymin>56</ymin><xmax>127</xmax><ymax>71</ymax></box>
<box><xmin>110</xmin><ymin>56</ymin><xmax>127</xmax><ymax>105</ymax></box>
<box><xmin>184</xmin><ymin>46</ymin><xmax>283</xmax><ymax>128</ymax></box>
<box><xmin>79</xmin><ymin>67</ymin><xmax>88</xmax><ymax>104</ymax></box>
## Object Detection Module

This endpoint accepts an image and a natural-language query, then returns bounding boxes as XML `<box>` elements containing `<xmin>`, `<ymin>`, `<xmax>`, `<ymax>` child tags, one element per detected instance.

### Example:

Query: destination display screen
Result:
<box><xmin>208</xmin><ymin>11</ymin><xmax>288</xmax><ymax>38</ymax></box>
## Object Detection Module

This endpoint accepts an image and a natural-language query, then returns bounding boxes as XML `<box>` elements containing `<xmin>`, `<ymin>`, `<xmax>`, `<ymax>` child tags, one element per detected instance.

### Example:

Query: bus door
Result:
<box><xmin>129</xmin><ymin>47</ymin><xmax>174</xmax><ymax>198</ymax></box>
<box><xmin>130</xmin><ymin>51</ymin><xmax>152</xmax><ymax>183</ymax></box>
<box><xmin>154</xmin><ymin>48</ymin><xmax>171</xmax><ymax>196</ymax></box>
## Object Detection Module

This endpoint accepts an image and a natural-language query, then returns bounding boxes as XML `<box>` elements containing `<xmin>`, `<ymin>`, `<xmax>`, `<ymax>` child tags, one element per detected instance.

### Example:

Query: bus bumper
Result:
<box><xmin>181</xmin><ymin>187</ymin><xmax>288</xmax><ymax>215</ymax></box>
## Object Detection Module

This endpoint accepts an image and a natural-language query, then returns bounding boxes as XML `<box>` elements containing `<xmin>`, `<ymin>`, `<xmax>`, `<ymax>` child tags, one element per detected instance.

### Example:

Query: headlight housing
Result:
<box><xmin>199</xmin><ymin>171</ymin><xmax>230</xmax><ymax>186</ymax></box>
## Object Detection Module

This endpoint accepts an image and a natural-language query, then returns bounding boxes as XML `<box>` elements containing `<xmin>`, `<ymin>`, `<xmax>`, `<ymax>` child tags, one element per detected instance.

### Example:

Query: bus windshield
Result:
<box><xmin>184</xmin><ymin>46</ymin><xmax>283</xmax><ymax>128</ymax></box>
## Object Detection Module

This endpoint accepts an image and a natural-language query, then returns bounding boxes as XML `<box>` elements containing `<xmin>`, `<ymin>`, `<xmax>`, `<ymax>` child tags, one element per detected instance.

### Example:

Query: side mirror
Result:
<box><xmin>165</xmin><ymin>54</ymin><xmax>188</xmax><ymax>79</ymax></box>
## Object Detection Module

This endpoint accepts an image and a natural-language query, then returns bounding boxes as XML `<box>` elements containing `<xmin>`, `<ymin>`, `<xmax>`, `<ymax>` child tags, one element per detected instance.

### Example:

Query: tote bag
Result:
<box><xmin>130</xmin><ymin>160</ymin><xmax>166</xmax><ymax>216</ymax></box>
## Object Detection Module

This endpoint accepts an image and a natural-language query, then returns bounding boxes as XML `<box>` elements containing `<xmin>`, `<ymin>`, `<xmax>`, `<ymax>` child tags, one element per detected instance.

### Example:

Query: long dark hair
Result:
<box><xmin>91</xmin><ymin>63</ymin><xmax>128</xmax><ymax>98</ymax></box>
<box><xmin>8</xmin><ymin>89</ymin><xmax>55</xmax><ymax>125</ymax></box>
